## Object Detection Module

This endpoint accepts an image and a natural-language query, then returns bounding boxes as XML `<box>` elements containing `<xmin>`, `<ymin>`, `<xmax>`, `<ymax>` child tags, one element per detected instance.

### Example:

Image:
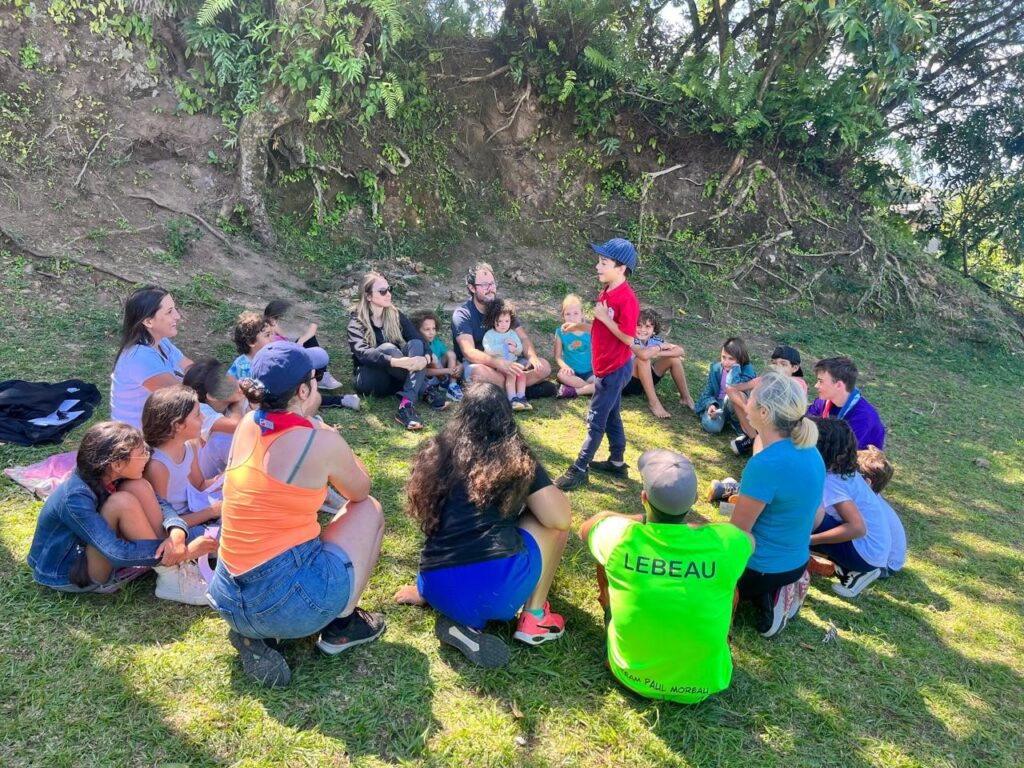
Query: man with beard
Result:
<box><xmin>451</xmin><ymin>263</ymin><xmax>556</xmax><ymax>397</ymax></box>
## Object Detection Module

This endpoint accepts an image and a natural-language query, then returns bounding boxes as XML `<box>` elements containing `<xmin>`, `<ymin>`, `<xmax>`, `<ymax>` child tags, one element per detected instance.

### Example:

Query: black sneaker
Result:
<box><xmin>554</xmin><ymin>464</ymin><xmax>589</xmax><ymax>491</ymax></box>
<box><xmin>832</xmin><ymin>567</ymin><xmax>882</xmax><ymax>598</ymax></box>
<box><xmin>589</xmin><ymin>459</ymin><xmax>628</xmax><ymax>478</ymax></box>
<box><xmin>395</xmin><ymin>403</ymin><xmax>424</xmax><ymax>430</ymax></box>
<box><xmin>434</xmin><ymin>614</ymin><xmax>510</xmax><ymax>668</ymax></box>
<box><xmin>424</xmin><ymin>385</ymin><xmax>449</xmax><ymax>411</ymax></box>
<box><xmin>317</xmin><ymin>607</ymin><xmax>387</xmax><ymax>655</ymax></box>
<box><xmin>730</xmin><ymin>435</ymin><xmax>754</xmax><ymax>457</ymax></box>
<box><xmin>319</xmin><ymin>394</ymin><xmax>346</xmax><ymax>409</ymax></box>
<box><xmin>757</xmin><ymin>588</ymin><xmax>789</xmax><ymax>638</ymax></box>
<box><xmin>228</xmin><ymin>630</ymin><xmax>291</xmax><ymax>687</ymax></box>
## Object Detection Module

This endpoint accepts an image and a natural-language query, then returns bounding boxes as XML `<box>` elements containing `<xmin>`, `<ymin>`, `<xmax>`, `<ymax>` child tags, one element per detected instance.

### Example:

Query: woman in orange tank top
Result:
<box><xmin>207</xmin><ymin>341</ymin><xmax>385</xmax><ymax>687</ymax></box>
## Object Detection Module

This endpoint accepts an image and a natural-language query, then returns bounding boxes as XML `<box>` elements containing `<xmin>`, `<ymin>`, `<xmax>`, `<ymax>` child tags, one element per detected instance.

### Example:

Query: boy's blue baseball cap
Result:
<box><xmin>591</xmin><ymin>238</ymin><xmax>637</xmax><ymax>271</ymax></box>
<box><xmin>251</xmin><ymin>341</ymin><xmax>328</xmax><ymax>397</ymax></box>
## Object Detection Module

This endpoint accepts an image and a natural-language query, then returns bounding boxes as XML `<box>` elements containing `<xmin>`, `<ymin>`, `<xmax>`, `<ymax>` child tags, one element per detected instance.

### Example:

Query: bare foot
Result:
<box><xmin>394</xmin><ymin>584</ymin><xmax>427</xmax><ymax>606</ymax></box>
<box><xmin>681</xmin><ymin>396</ymin><xmax>695</xmax><ymax>412</ymax></box>
<box><xmin>650</xmin><ymin>403</ymin><xmax>671</xmax><ymax>419</ymax></box>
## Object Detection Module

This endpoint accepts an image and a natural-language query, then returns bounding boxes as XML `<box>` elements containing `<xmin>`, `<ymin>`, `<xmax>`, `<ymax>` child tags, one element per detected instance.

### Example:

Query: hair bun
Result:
<box><xmin>239</xmin><ymin>376</ymin><xmax>267</xmax><ymax>403</ymax></box>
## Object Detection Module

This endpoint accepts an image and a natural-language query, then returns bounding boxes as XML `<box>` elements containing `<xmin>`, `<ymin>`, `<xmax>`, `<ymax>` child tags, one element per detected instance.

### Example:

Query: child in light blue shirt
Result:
<box><xmin>482</xmin><ymin>299</ymin><xmax>530</xmax><ymax>410</ymax></box>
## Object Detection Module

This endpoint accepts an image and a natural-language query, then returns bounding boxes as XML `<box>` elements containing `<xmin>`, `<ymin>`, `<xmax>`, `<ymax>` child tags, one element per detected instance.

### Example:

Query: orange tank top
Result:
<box><xmin>218</xmin><ymin>424</ymin><xmax>327</xmax><ymax>575</ymax></box>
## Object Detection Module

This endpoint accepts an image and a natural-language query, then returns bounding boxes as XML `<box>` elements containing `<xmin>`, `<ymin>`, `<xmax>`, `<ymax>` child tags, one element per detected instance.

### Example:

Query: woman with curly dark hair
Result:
<box><xmin>809</xmin><ymin>418</ymin><xmax>893</xmax><ymax>599</ymax></box>
<box><xmin>394</xmin><ymin>383</ymin><xmax>571</xmax><ymax>667</ymax></box>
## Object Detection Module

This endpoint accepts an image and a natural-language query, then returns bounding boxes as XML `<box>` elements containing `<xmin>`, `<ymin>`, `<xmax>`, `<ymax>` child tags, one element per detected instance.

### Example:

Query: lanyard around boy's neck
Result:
<box><xmin>824</xmin><ymin>388</ymin><xmax>861</xmax><ymax>420</ymax></box>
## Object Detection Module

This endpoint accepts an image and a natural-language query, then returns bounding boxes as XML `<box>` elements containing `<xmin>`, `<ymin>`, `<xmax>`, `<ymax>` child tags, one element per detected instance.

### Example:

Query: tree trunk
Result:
<box><xmin>229</xmin><ymin>85</ymin><xmax>300</xmax><ymax>248</ymax></box>
<box><xmin>225</xmin><ymin>0</ymin><xmax>329</xmax><ymax>248</ymax></box>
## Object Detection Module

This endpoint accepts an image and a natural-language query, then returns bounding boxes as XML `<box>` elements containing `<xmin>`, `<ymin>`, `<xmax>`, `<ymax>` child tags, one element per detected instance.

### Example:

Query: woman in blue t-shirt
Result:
<box><xmin>111</xmin><ymin>286</ymin><xmax>194</xmax><ymax>429</ymax></box>
<box><xmin>394</xmin><ymin>383</ymin><xmax>571</xmax><ymax>667</ymax></box>
<box><xmin>731</xmin><ymin>371</ymin><xmax>825</xmax><ymax>638</ymax></box>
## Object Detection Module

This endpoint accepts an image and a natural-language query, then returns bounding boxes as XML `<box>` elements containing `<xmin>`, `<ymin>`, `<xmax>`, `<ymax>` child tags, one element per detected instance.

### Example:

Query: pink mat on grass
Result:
<box><xmin>3</xmin><ymin>451</ymin><xmax>77</xmax><ymax>499</ymax></box>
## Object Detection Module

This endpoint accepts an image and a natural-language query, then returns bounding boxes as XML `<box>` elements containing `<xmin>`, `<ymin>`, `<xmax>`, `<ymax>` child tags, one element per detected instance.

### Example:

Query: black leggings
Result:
<box><xmin>737</xmin><ymin>562</ymin><xmax>807</xmax><ymax>632</ymax></box>
<box><xmin>353</xmin><ymin>340</ymin><xmax>427</xmax><ymax>402</ymax></box>
<box><xmin>737</xmin><ymin>562</ymin><xmax>808</xmax><ymax>602</ymax></box>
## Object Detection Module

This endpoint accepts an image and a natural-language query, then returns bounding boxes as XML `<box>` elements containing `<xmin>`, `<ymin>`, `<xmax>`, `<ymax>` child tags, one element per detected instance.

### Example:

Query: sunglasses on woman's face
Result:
<box><xmin>314</xmin><ymin>370</ymin><xmax>325</xmax><ymax>382</ymax></box>
<box><xmin>373</xmin><ymin>286</ymin><xmax>392</xmax><ymax>295</ymax></box>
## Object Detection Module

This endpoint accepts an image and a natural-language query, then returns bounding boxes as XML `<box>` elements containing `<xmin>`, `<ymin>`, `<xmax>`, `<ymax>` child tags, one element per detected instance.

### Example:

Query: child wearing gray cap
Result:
<box><xmin>579</xmin><ymin>449</ymin><xmax>753</xmax><ymax>703</ymax></box>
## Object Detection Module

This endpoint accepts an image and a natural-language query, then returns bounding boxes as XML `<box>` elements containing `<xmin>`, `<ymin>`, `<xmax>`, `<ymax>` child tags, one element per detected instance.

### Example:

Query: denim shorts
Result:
<box><xmin>416</xmin><ymin>529</ymin><xmax>542</xmax><ymax>630</ymax></box>
<box><xmin>208</xmin><ymin>537</ymin><xmax>353</xmax><ymax>640</ymax></box>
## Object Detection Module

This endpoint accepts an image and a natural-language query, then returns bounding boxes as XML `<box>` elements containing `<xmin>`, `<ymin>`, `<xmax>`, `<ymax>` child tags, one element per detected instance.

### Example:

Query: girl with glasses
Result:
<box><xmin>27</xmin><ymin>421</ymin><xmax>216</xmax><ymax>601</ymax></box>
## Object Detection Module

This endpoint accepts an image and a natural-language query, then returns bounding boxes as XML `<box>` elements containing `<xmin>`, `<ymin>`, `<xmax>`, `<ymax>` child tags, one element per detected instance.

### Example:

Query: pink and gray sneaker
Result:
<box><xmin>514</xmin><ymin>602</ymin><xmax>565</xmax><ymax>645</ymax></box>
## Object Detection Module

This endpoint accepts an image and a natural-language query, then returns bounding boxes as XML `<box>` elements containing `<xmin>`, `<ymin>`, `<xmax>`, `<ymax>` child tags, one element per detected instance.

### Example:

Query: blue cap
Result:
<box><xmin>251</xmin><ymin>341</ymin><xmax>329</xmax><ymax>398</ymax></box>
<box><xmin>590</xmin><ymin>238</ymin><xmax>637</xmax><ymax>271</ymax></box>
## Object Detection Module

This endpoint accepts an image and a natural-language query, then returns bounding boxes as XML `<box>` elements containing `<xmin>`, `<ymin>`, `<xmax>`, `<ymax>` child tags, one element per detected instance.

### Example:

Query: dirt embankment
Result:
<box><xmin>1</xmin><ymin>11</ymin><xmax>1019</xmax><ymax>352</ymax></box>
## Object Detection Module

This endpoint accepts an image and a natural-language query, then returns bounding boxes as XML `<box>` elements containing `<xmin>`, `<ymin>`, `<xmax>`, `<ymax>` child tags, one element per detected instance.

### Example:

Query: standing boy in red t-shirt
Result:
<box><xmin>554</xmin><ymin>239</ymin><xmax>640</xmax><ymax>491</ymax></box>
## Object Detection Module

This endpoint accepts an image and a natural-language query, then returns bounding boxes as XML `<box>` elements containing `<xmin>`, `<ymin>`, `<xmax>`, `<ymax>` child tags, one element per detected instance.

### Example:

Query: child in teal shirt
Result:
<box><xmin>554</xmin><ymin>293</ymin><xmax>595</xmax><ymax>398</ymax></box>
<box><xmin>412</xmin><ymin>310</ymin><xmax>464</xmax><ymax>402</ymax></box>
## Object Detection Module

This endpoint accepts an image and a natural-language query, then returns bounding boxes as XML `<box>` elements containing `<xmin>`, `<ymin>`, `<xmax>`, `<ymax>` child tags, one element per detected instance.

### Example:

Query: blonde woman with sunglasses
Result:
<box><xmin>347</xmin><ymin>272</ymin><xmax>447</xmax><ymax>430</ymax></box>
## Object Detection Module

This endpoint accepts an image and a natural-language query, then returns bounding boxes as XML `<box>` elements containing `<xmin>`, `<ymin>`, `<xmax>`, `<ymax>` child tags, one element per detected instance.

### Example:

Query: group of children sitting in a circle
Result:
<box><xmin>26</xmin><ymin>238</ymin><xmax>905</xmax><ymax>702</ymax></box>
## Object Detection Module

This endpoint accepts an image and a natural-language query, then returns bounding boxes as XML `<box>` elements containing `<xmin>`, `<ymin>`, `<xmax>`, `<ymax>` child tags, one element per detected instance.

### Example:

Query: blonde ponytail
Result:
<box><xmin>753</xmin><ymin>371</ymin><xmax>815</xmax><ymax>446</ymax></box>
<box><xmin>789</xmin><ymin>415</ymin><xmax>818</xmax><ymax>449</ymax></box>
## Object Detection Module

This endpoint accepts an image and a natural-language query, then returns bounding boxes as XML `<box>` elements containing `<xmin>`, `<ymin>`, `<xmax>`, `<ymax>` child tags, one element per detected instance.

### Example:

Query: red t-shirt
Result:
<box><xmin>591</xmin><ymin>280</ymin><xmax>639</xmax><ymax>376</ymax></box>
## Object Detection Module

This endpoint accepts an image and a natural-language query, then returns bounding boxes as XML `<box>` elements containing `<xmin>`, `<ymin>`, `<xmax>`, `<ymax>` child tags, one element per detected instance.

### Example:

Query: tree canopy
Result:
<box><xmin>135</xmin><ymin>0</ymin><xmax>1021</xmax><ymax>293</ymax></box>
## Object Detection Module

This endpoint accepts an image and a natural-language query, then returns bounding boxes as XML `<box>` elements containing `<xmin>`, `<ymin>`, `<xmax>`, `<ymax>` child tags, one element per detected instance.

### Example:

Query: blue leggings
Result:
<box><xmin>575</xmin><ymin>357</ymin><xmax>634</xmax><ymax>470</ymax></box>
<box><xmin>812</xmin><ymin>516</ymin><xmax>876</xmax><ymax>572</ymax></box>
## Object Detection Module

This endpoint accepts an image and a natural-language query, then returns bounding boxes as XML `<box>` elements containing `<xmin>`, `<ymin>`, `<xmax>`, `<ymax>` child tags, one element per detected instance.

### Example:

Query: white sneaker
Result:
<box><xmin>319</xmin><ymin>486</ymin><xmax>347</xmax><ymax>514</ymax></box>
<box><xmin>318</xmin><ymin>371</ymin><xmax>343</xmax><ymax>390</ymax></box>
<box><xmin>154</xmin><ymin>562</ymin><xmax>211</xmax><ymax>606</ymax></box>
<box><xmin>340</xmin><ymin>394</ymin><xmax>361</xmax><ymax>411</ymax></box>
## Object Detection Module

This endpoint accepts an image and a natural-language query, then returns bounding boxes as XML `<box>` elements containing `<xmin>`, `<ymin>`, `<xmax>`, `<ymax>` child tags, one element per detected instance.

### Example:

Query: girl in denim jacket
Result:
<box><xmin>26</xmin><ymin>421</ymin><xmax>216</xmax><ymax>602</ymax></box>
<box><xmin>695</xmin><ymin>337</ymin><xmax>757</xmax><ymax>435</ymax></box>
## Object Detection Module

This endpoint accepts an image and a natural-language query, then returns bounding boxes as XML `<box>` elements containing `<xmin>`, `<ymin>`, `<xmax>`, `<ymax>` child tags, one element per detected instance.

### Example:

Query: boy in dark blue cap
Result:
<box><xmin>554</xmin><ymin>238</ymin><xmax>641</xmax><ymax>491</ymax></box>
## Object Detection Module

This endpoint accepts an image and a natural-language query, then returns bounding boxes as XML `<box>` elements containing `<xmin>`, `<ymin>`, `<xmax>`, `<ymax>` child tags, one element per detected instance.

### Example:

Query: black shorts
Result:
<box><xmin>622</xmin><ymin>371</ymin><xmax>662</xmax><ymax>397</ymax></box>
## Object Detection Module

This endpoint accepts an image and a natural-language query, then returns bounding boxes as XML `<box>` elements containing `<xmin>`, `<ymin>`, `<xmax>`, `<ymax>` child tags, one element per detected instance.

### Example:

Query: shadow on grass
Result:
<box><xmin>238</xmin><ymin>636</ymin><xmax>438</xmax><ymax>763</ymax></box>
<box><xmin>0</xmin><ymin>540</ymin><xmax>221</xmax><ymax>767</ymax></box>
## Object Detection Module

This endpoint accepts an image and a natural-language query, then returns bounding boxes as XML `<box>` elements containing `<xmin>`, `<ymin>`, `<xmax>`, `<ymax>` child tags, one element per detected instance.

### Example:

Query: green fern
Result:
<box><xmin>381</xmin><ymin>77</ymin><xmax>404</xmax><ymax>118</ymax></box>
<box><xmin>582</xmin><ymin>45</ymin><xmax>616</xmax><ymax>76</ymax></box>
<box><xmin>197</xmin><ymin>0</ymin><xmax>236</xmax><ymax>27</ymax></box>
<box><xmin>308</xmin><ymin>82</ymin><xmax>332</xmax><ymax>123</ymax></box>
<box><xmin>558</xmin><ymin>70</ymin><xmax>577</xmax><ymax>103</ymax></box>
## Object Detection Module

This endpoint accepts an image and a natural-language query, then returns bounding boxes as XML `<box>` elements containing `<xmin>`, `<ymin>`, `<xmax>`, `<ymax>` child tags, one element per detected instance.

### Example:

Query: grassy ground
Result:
<box><xmin>1</xmin><ymin>259</ymin><xmax>1022</xmax><ymax>768</ymax></box>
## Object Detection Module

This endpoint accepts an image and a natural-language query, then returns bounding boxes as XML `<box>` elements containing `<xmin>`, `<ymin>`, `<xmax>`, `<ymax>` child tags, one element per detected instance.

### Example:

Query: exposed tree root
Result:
<box><xmin>458</xmin><ymin>64</ymin><xmax>511</xmax><ymax>83</ymax></box>
<box><xmin>486</xmin><ymin>82</ymin><xmax>531</xmax><ymax>143</ymax></box>
<box><xmin>1</xmin><ymin>223</ymin><xmax>140</xmax><ymax>284</ymax></box>
<box><xmin>127</xmin><ymin>192</ymin><xmax>257</xmax><ymax>259</ymax></box>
